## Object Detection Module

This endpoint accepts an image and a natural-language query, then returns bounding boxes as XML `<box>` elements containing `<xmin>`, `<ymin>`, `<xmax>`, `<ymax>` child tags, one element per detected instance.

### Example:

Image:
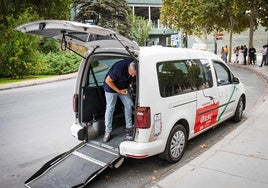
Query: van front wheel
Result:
<box><xmin>160</xmin><ymin>124</ymin><xmax>187</xmax><ymax>163</ymax></box>
<box><xmin>232</xmin><ymin>97</ymin><xmax>244</xmax><ymax>122</ymax></box>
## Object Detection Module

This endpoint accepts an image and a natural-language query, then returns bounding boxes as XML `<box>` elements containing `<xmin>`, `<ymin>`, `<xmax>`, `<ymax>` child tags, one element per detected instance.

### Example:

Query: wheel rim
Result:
<box><xmin>170</xmin><ymin>130</ymin><xmax>185</xmax><ymax>159</ymax></box>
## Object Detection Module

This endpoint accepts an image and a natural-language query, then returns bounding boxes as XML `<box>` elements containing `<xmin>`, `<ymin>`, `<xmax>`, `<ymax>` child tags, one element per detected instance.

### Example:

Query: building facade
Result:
<box><xmin>71</xmin><ymin>0</ymin><xmax>177</xmax><ymax>46</ymax></box>
<box><xmin>127</xmin><ymin>0</ymin><xmax>177</xmax><ymax>46</ymax></box>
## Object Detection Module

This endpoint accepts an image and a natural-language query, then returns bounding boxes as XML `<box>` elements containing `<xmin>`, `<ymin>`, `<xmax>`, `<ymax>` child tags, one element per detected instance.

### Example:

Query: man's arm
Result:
<box><xmin>105</xmin><ymin>75</ymin><xmax>127</xmax><ymax>95</ymax></box>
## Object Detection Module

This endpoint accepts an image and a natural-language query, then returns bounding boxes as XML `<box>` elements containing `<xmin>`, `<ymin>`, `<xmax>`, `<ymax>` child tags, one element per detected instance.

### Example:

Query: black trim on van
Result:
<box><xmin>197</xmin><ymin>100</ymin><xmax>235</xmax><ymax>115</ymax></box>
<box><xmin>170</xmin><ymin>99</ymin><xmax>197</xmax><ymax>108</ymax></box>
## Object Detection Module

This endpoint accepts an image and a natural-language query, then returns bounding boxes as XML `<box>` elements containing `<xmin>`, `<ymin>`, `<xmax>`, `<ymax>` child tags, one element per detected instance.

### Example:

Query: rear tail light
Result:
<box><xmin>135</xmin><ymin>107</ymin><xmax>151</xmax><ymax>128</ymax></box>
<box><xmin>73</xmin><ymin>94</ymin><xmax>78</xmax><ymax>113</ymax></box>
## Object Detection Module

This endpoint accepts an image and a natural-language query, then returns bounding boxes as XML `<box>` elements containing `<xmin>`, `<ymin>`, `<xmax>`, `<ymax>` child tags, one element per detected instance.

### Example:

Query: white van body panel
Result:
<box><xmin>136</xmin><ymin>47</ymin><xmax>196</xmax><ymax>141</ymax></box>
<box><xmin>119</xmin><ymin>47</ymin><xmax>245</xmax><ymax>158</ymax></box>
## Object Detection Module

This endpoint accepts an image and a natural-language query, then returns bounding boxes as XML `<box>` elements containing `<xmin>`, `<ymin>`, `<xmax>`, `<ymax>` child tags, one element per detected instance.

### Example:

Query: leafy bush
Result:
<box><xmin>0</xmin><ymin>10</ymin><xmax>88</xmax><ymax>79</ymax></box>
<box><xmin>39</xmin><ymin>52</ymin><xmax>82</xmax><ymax>75</ymax></box>
<box><xmin>38</xmin><ymin>38</ymin><xmax>61</xmax><ymax>54</ymax></box>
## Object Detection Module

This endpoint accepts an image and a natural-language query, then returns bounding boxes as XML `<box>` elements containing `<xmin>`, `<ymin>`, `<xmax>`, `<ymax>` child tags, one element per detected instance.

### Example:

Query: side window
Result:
<box><xmin>200</xmin><ymin>59</ymin><xmax>213</xmax><ymax>88</ymax></box>
<box><xmin>88</xmin><ymin>58</ymin><xmax>125</xmax><ymax>86</ymax></box>
<box><xmin>213</xmin><ymin>61</ymin><xmax>231</xmax><ymax>85</ymax></box>
<box><xmin>157</xmin><ymin>59</ymin><xmax>207</xmax><ymax>97</ymax></box>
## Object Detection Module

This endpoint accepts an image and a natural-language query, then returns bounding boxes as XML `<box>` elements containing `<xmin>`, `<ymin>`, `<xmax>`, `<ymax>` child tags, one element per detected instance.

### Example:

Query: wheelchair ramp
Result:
<box><xmin>25</xmin><ymin>141</ymin><xmax>121</xmax><ymax>188</ymax></box>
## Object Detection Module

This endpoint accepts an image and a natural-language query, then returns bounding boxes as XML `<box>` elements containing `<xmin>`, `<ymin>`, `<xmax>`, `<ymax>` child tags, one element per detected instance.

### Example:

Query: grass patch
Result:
<box><xmin>0</xmin><ymin>75</ymin><xmax>54</xmax><ymax>85</ymax></box>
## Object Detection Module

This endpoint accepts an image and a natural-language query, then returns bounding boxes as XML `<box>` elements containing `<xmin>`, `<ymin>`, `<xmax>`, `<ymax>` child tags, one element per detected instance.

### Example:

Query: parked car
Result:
<box><xmin>16</xmin><ymin>20</ymin><xmax>246</xmax><ymax>187</ymax></box>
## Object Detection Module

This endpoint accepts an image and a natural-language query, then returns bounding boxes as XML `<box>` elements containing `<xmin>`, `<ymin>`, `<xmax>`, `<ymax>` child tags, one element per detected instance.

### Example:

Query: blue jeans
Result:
<box><xmin>104</xmin><ymin>92</ymin><xmax>133</xmax><ymax>133</ymax></box>
<box><xmin>223</xmin><ymin>53</ymin><xmax>228</xmax><ymax>63</ymax></box>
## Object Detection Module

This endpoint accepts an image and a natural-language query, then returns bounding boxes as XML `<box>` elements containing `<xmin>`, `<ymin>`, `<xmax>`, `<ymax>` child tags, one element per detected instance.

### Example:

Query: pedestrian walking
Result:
<box><xmin>248</xmin><ymin>46</ymin><xmax>256</xmax><ymax>65</ymax></box>
<box><xmin>238</xmin><ymin>45</ymin><xmax>244</xmax><ymax>64</ymax></box>
<box><xmin>223</xmin><ymin>45</ymin><xmax>228</xmax><ymax>63</ymax></box>
<box><xmin>233</xmin><ymin>46</ymin><xmax>240</xmax><ymax>63</ymax></box>
<box><xmin>243</xmin><ymin>45</ymin><xmax>248</xmax><ymax>65</ymax></box>
<box><xmin>221</xmin><ymin>47</ymin><xmax>225</xmax><ymax>60</ymax></box>
<box><xmin>259</xmin><ymin>45</ymin><xmax>267</xmax><ymax>67</ymax></box>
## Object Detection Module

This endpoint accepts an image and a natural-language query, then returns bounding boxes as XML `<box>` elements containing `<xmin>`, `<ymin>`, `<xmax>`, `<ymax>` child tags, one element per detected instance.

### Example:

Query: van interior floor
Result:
<box><xmin>90</xmin><ymin>126</ymin><xmax>126</xmax><ymax>151</ymax></box>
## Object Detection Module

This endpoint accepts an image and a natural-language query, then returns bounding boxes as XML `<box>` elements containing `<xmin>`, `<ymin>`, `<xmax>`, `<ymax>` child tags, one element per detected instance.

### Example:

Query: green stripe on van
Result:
<box><xmin>217</xmin><ymin>85</ymin><xmax>237</xmax><ymax>121</ymax></box>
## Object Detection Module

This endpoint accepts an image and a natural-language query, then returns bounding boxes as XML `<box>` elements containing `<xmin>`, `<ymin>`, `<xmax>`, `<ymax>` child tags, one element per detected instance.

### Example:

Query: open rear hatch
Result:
<box><xmin>15</xmin><ymin>20</ymin><xmax>139</xmax><ymax>53</ymax></box>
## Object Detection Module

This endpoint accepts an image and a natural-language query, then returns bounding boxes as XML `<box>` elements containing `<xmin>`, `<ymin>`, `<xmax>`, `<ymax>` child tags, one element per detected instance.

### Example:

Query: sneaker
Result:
<box><xmin>103</xmin><ymin>132</ymin><xmax>111</xmax><ymax>142</ymax></box>
<box><xmin>125</xmin><ymin>127</ymin><xmax>134</xmax><ymax>132</ymax></box>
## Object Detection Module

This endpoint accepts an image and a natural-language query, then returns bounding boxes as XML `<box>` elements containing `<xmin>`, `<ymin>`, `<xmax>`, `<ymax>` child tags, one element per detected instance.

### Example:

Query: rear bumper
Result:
<box><xmin>119</xmin><ymin>139</ymin><xmax>167</xmax><ymax>159</ymax></box>
<box><xmin>71</xmin><ymin>122</ymin><xmax>86</xmax><ymax>141</ymax></box>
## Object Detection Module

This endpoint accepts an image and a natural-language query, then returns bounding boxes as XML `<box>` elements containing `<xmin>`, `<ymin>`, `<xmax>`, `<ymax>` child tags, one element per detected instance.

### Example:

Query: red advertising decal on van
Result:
<box><xmin>194</xmin><ymin>102</ymin><xmax>219</xmax><ymax>133</ymax></box>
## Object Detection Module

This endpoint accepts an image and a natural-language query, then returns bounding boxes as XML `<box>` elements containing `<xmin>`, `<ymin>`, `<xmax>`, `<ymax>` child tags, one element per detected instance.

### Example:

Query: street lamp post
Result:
<box><xmin>214</xmin><ymin>37</ymin><xmax>217</xmax><ymax>54</ymax></box>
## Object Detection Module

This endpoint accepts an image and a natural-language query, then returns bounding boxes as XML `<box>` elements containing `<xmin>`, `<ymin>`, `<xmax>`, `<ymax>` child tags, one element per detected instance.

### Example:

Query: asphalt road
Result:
<box><xmin>0</xmin><ymin>78</ymin><xmax>80</xmax><ymax>188</ymax></box>
<box><xmin>0</xmin><ymin>65</ymin><xmax>266</xmax><ymax>188</ymax></box>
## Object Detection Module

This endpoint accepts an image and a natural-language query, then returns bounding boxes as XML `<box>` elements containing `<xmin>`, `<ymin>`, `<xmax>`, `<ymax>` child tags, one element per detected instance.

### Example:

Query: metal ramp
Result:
<box><xmin>25</xmin><ymin>141</ymin><xmax>121</xmax><ymax>188</ymax></box>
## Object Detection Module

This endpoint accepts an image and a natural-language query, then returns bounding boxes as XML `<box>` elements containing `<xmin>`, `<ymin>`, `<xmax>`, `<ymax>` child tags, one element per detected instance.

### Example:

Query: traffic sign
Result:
<box><xmin>216</xmin><ymin>33</ymin><xmax>223</xmax><ymax>37</ymax></box>
<box><xmin>215</xmin><ymin>33</ymin><xmax>223</xmax><ymax>40</ymax></box>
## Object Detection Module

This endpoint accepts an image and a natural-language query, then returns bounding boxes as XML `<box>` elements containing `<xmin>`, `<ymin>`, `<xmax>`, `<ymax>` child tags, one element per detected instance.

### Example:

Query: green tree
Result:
<box><xmin>161</xmin><ymin>0</ymin><xmax>268</xmax><ymax>59</ymax></box>
<box><xmin>239</xmin><ymin>0</ymin><xmax>268</xmax><ymax>48</ymax></box>
<box><xmin>0</xmin><ymin>0</ymin><xmax>73</xmax><ymax>26</ymax></box>
<box><xmin>129</xmin><ymin>15</ymin><xmax>151</xmax><ymax>46</ymax></box>
<box><xmin>215</xmin><ymin>0</ymin><xmax>249</xmax><ymax>62</ymax></box>
<box><xmin>73</xmin><ymin>0</ymin><xmax>132</xmax><ymax>37</ymax></box>
<box><xmin>221</xmin><ymin>0</ymin><xmax>268</xmax><ymax>62</ymax></box>
<box><xmin>73</xmin><ymin>0</ymin><xmax>96</xmax><ymax>23</ymax></box>
<box><xmin>161</xmin><ymin>0</ymin><xmax>251</xmax><ymax>62</ymax></box>
<box><xmin>0</xmin><ymin>0</ymin><xmax>73</xmax><ymax>78</ymax></box>
<box><xmin>161</xmin><ymin>1</ymin><xmax>222</xmax><ymax>36</ymax></box>
<box><xmin>161</xmin><ymin>1</ymin><xmax>200</xmax><ymax>36</ymax></box>
<box><xmin>0</xmin><ymin>10</ymin><xmax>41</xmax><ymax>78</ymax></box>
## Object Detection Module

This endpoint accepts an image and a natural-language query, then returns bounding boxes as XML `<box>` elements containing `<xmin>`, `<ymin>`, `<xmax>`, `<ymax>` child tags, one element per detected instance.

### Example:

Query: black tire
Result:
<box><xmin>159</xmin><ymin>124</ymin><xmax>187</xmax><ymax>163</ymax></box>
<box><xmin>232</xmin><ymin>97</ymin><xmax>244</xmax><ymax>122</ymax></box>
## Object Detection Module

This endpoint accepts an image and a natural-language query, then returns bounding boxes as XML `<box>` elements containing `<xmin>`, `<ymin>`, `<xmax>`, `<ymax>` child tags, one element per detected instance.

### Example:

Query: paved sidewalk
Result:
<box><xmin>152</xmin><ymin>64</ymin><xmax>268</xmax><ymax>188</ymax></box>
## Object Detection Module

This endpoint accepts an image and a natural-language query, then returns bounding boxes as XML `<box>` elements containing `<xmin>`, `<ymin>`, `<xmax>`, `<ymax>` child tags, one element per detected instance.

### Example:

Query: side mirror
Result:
<box><xmin>233</xmin><ymin>76</ymin><xmax>240</xmax><ymax>84</ymax></box>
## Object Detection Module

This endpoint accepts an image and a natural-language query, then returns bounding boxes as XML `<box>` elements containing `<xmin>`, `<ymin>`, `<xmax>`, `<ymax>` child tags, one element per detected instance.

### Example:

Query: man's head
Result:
<box><xmin>128</xmin><ymin>62</ymin><xmax>136</xmax><ymax>77</ymax></box>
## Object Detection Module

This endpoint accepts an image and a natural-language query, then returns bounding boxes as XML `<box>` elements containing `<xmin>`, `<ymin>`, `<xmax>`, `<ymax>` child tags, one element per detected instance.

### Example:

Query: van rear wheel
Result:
<box><xmin>232</xmin><ymin>97</ymin><xmax>244</xmax><ymax>122</ymax></box>
<box><xmin>160</xmin><ymin>124</ymin><xmax>187</xmax><ymax>163</ymax></box>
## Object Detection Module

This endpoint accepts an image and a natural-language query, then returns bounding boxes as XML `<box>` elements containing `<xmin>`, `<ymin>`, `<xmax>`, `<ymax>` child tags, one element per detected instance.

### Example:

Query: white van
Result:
<box><xmin>17</xmin><ymin>20</ymin><xmax>246</xmax><ymax>187</ymax></box>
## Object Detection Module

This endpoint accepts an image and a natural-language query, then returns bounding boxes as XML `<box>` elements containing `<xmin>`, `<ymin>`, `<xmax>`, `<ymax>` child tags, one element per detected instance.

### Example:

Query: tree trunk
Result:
<box><xmin>228</xmin><ymin>17</ymin><xmax>234</xmax><ymax>63</ymax></box>
<box><xmin>248</xmin><ymin>16</ymin><xmax>254</xmax><ymax>49</ymax></box>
